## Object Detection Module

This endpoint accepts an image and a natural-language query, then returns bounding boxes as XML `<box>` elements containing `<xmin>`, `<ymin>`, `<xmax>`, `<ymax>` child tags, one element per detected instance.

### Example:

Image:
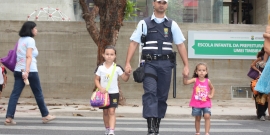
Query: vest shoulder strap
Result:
<box><xmin>144</xmin><ymin>17</ymin><xmax>173</xmax><ymax>29</ymax></box>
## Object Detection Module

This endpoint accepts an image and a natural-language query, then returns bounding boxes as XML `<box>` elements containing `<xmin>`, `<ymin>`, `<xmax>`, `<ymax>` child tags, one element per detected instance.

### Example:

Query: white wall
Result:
<box><xmin>0</xmin><ymin>0</ymin><xmax>75</xmax><ymax>21</ymax></box>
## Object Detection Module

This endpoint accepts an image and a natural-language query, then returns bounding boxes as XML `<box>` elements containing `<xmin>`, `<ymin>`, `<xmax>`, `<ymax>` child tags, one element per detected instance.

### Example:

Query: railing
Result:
<box><xmin>231</xmin><ymin>86</ymin><xmax>252</xmax><ymax>99</ymax></box>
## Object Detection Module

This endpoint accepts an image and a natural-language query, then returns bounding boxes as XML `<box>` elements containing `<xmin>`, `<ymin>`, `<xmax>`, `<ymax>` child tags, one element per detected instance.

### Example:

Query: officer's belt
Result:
<box><xmin>142</xmin><ymin>53</ymin><xmax>174</xmax><ymax>61</ymax></box>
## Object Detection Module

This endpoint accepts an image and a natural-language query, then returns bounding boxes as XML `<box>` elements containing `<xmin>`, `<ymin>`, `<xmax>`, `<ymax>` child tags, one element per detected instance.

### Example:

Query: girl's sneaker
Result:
<box><xmin>104</xmin><ymin>129</ymin><xmax>109</xmax><ymax>135</ymax></box>
<box><xmin>260</xmin><ymin>116</ymin><xmax>266</xmax><ymax>121</ymax></box>
<box><xmin>108</xmin><ymin>131</ymin><xmax>115</xmax><ymax>135</ymax></box>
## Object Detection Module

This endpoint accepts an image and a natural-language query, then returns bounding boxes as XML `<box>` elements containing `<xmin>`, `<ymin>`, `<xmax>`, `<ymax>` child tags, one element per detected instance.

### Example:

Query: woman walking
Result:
<box><xmin>4</xmin><ymin>21</ymin><xmax>55</xmax><ymax>125</ymax></box>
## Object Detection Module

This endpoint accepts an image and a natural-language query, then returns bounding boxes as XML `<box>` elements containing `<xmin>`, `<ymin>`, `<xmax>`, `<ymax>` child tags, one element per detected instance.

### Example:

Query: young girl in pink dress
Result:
<box><xmin>183</xmin><ymin>63</ymin><xmax>215</xmax><ymax>135</ymax></box>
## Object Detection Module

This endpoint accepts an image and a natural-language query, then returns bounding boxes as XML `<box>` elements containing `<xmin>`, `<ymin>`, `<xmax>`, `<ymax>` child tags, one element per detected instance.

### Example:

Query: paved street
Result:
<box><xmin>0</xmin><ymin>98</ymin><xmax>268</xmax><ymax>134</ymax></box>
<box><xmin>0</xmin><ymin>98</ymin><xmax>260</xmax><ymax>120</ymax></box>
<box><xmin>0</xmin><ymin>116</ymin><xmax>269</xmax><ymax>135</ymax></box>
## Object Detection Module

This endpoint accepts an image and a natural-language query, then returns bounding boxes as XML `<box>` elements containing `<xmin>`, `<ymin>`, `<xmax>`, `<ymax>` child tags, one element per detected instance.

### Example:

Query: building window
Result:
<box><xmin>145</xmin><ymin>0</ymin><xmax>223</xmax><ymax>23</ymax></box>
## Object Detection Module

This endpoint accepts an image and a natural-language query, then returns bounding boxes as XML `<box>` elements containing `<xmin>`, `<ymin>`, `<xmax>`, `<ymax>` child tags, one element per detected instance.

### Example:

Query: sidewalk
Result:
<box><xmin>0</xmin><ymin>97</ymin><xmax>261</xmax><ymax>120</ymax></box>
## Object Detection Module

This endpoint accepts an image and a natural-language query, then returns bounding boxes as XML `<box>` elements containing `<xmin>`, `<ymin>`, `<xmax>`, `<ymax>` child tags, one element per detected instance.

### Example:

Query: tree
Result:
<box><xmin>79</xmin><ymin>0</ymin><xmax>126</xmax><ymax>65</ymax></box>
<box><xmin>79</xmin><ymin>0</ymin><xmax>136</xmax><ymax>105</ymax></box>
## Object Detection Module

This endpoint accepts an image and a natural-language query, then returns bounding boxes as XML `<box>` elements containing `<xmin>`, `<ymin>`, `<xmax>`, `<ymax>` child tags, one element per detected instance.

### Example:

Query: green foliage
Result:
<box><xmin>124</xmin><ymin>0</ymin><xmax>139</xmax><ymax>21</ymax></box>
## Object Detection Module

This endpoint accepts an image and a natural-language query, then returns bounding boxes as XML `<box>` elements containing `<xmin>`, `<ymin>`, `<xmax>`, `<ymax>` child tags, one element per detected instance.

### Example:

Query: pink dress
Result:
<box><xmin>189</xmin><ymin>78</ymin><xmax>212</xmax><ymax>108</ymax></box>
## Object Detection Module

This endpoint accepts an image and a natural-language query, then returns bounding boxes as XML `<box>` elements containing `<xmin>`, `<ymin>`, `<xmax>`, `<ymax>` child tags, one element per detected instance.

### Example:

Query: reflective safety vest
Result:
<box><xmin>142</xmin><ymin>17</ymin><xmax>173</xmax><ymax>55</ymax></box>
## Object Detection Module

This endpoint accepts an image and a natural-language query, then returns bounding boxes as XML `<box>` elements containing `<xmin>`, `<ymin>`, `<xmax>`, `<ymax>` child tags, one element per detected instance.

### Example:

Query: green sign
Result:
<box><xmin>188</xmin><ymin>31</ymin><xmax>264</xmax><ymax>59</ymax></box>
<box><xmin>192</xmin><ymin>40</ymin><xmax>264</xmax><ymax>55</ymax></box>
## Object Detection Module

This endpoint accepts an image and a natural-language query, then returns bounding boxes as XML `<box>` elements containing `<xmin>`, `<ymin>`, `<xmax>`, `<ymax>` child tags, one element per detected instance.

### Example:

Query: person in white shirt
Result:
<box><xmin>0</xmin><ymin>64</ymin><xmax>7</xmax><ymax>100</ymax></box>
<box><xmin>95</xmin><ymin>45</ymin><xmax>130</xmax><ymax>135</ymax></box>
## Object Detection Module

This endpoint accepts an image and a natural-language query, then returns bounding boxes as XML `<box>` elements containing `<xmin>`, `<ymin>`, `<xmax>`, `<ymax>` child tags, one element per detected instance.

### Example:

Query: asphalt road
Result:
<box><xmin>0</xmin><ymin>116</ymin><xmax>269</xmax><ymax>135</ymax></box>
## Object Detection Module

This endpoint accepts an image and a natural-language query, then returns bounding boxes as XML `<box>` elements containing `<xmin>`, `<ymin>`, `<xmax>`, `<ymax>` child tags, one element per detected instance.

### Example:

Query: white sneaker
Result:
<box><xmin>104</xmin><ymin>129</ymin><xmax>109</xmax><ymax>135</ymax></box>
<box><xmin>108</xmin><ymin>132</ymin><xmax>115</xmax><ymax>135</ymax></box>
<box><xmin>260</xmin><ymin>116</ymin><xmax>265</xmax><ymax>121</ymax></box>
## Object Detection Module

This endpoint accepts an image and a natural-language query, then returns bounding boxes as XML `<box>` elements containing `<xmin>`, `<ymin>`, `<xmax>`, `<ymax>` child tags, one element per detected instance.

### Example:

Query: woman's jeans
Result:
<box><xmin>6</xmin><ymin>71</ymin><xmax>49</xmax><ymax>118</ymax></box>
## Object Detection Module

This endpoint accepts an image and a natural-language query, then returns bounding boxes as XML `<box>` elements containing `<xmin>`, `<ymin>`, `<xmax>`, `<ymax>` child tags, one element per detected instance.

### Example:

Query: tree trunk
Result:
<box><xmin>79</xmin><ymin>0</ymin><xmax>127</xmax><ymax>105</ymax></box>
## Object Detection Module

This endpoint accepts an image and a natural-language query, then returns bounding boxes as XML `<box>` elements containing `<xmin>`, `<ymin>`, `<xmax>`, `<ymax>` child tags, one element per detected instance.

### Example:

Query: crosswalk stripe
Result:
<box><xmin>0</xmin><ymin>126</ymin><xmax>262</xmax><ymax>132</ymax></box>
<box><xmin>0</xmin><ymin>115</ymin><xmax>228</xmax><ymax>121</ymax></box>
<box><xmin>5</xmin><ymin>120</ymin><xmax>241</xmax><ymax>125</ymax></box>
<box><xmin>0</xmin><ymin>117</ymin><xmax>264</xmax><ymax>133</ymax></box>
<box><xmin>0</xmin><ymin>134</ymin><xmax>34</xmax><ymax>135</ymax></box>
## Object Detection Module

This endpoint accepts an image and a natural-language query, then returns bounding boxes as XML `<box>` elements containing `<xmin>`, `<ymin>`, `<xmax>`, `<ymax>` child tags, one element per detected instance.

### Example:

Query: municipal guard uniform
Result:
<box><xmin>130</xmin><ymin>13</ymin><xmax>186</xmax><ymax>135</ymax></box>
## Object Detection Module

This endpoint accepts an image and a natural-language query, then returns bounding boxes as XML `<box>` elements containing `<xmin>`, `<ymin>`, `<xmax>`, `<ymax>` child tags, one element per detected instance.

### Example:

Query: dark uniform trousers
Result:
<box><xmin>143</xmin><ymin>59</ymin><xmax>174</xmax><ymax>118</ymax></box>
<box><xmin>141</xmin><ymin>16</ymin><xmax>174</xmax><ymax>134</ymax></box>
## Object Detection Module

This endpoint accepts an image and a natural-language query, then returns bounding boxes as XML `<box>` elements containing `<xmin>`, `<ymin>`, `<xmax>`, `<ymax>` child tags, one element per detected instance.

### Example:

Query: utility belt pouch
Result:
<box><xmin>170</xmin><ymin>52</ymin><xmax>176</xmax><ymax>63</ymax></box>
<box><xmin>133</xmin><ymin>65</ymin><xmax>158</xmax><ymax>83</ymax></box>
<box><xmin>133</xmin><ymin>66</ymin><xmax>145</xmax><ymax>83</ymax></box>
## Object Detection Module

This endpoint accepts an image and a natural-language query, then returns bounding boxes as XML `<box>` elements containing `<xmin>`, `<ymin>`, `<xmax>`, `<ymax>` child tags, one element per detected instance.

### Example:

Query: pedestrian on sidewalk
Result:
<box><xmin>125</xmin><ymin>0</ymin><xmax>189</xmax><ymax>134</ymax></box>
<box><xmin>183</xmin><ymin>63</ymin><xmax>215</xmax><ymax>135</ymax></box>
<box><xmin>0</xmin><ymin>64</ymin><xmax>7</xmax><ymax>99</ymax></box>
<box><xmin>249</xmin><ymin>47</ymin><xmax>268</xmax><ymax>121</ymax></box>
<box><xmin>255</xmin><ymin>26</ymin><xmax>270</xmax><ymax>120</ymax></box>
<box><xmin>95</xmin><ymin>45</ymin><xmax>130</xmax><ymax>135</ymax></box>
<box><xmin>4</xmin><ymin>21</ymin><xmax>55</xmax><ymax>125</ymax></box>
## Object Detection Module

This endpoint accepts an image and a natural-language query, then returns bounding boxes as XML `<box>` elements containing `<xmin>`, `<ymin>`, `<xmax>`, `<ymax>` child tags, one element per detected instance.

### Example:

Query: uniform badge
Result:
<box><xmin>113</xmin><ymin>98</ymin><xmax>117</xmax><ymax>103</ymax></box>
<box><xmin>164</xmin><ymin>28</ymin><xmax>168</xmax><ymax>37</ymax></box>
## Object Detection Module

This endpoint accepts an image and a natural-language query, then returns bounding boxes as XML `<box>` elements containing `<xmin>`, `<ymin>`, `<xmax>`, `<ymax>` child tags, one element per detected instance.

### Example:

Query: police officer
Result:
<box><xmin>125</xmin><ymin>0</ymin><xmax>189</xmax><ymax>134</ymax></box>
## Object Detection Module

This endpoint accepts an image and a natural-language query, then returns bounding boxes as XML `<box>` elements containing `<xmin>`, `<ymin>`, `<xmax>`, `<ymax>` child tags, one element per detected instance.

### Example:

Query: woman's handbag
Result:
<box><xmin>247</xmin><ymin>68</ymin><xmax>260</xmax><ymax>79</ymax></box>
<box><xmin>90</xmin><ymin>64</ymin><xmax>116</xmax><ymax>107</ymax></box>
<box><xmin>0</xmin><ymin>42</ymin><xmax>18</xmax><ymax>72</ymax></box>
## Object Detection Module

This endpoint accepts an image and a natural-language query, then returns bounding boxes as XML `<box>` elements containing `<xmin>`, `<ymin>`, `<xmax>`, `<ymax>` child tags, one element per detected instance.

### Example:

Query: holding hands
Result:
<box><xmin>182</xmin><ymin>65</ymin><xmax>189</xmax><ymax>78</ymax></box>
<box><xmin>124</xmin><ymin>64</ymin><xmax>132</xmax><ymax>75</ymax></box>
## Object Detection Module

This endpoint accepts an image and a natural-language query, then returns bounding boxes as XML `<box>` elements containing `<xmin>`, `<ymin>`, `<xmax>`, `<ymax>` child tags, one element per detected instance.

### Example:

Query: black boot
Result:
<box><xmin>155</xmin><ymin>118</ymin><xmax>161</xmax><ymax>135</ymax></box>
<box><xmin>147</xmin><ymin>117</ymin><xmax>156</xmax><ymax>135</ymax></box>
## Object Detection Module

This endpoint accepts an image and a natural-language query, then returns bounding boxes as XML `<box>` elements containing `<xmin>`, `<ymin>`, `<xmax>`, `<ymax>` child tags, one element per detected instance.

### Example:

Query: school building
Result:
<box><xmin>0</xmin><ymin>0</ymin><xmax>269</xmax><ymax>100</ymax></box>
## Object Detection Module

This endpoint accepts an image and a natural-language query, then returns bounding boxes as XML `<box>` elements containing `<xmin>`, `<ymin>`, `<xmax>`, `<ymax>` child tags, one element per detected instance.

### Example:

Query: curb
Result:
<box><xmin>42</xmin><ymin>111</ymin><xmax>258</xmax><ymax>120</ymax></box>
<box><xmin>0</xmin><ymin>108</ymin><xmax>258</xmax><ymax>120</ymax></box>
<box><xmin>0</xmin><ymin>98</ymin><xmax>259</xmax><ymax>120</ymax></box>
